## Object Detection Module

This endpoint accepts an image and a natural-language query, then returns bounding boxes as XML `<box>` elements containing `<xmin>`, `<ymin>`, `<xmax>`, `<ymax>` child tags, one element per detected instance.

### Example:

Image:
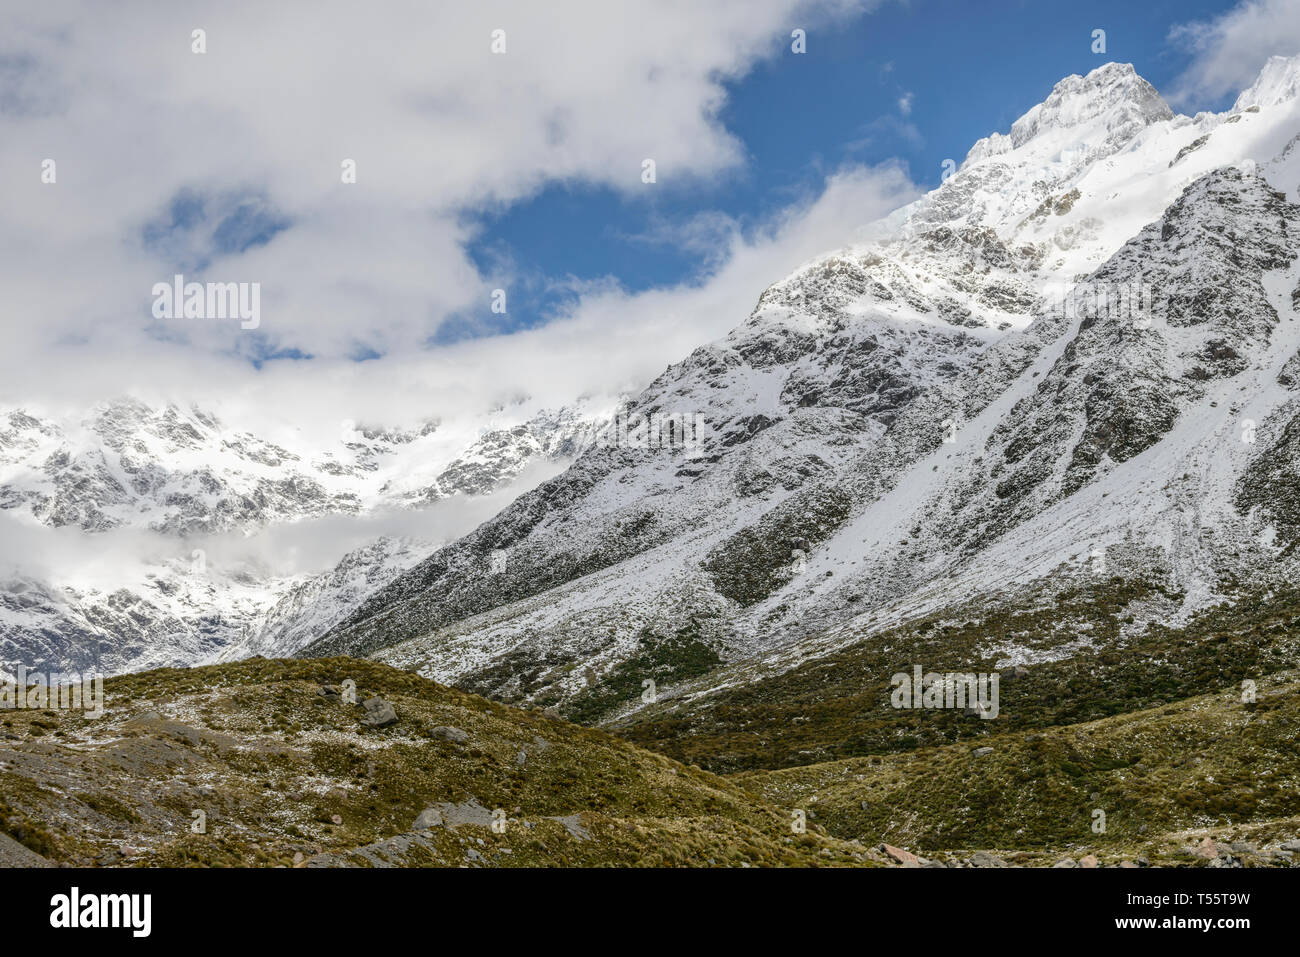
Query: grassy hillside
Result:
<box><xmin>0</xmin><ymin>658</ymin><xmax>868</xmax><ymax>868</ymax></box>
<box><xmin>738</xmin><ymin>670</ymin><xmax>1300</xmax><ymax>863</ymax></box>
<box><xmin>613</xmin><ymin>579</ymin><xmax>1297</xmax><ymax>773</ymax></box>
<box><xmin>6</xmin><ymin>581</ymin><xmax>1299</xmax><ymax>868</ymax></box>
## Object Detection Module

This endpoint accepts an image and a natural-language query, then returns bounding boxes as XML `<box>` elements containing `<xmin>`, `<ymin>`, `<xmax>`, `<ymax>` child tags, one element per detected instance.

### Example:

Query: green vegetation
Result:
<box><xmin>615</xmin><ymin>576</ymin><xmax>1266</xmax><ymax>773</ymax></box>
<box><xmin>0</xmin><ymin>657</ymin><xmax>867</xmax><ymax>868</ymax></box>
<box><xmin>701</xmin><ymin>485</ymin><xmax>852</xmax><ymax>606</ymax></box>
<box><xmin>740</xmin><ymin>671</ymin><xmax>1300</xmax><ymax>860</ymax></box>
<box><xmin>563</xmin><ymin>621</ymin><xmax>723</xmax><ymax>725</ymax></box>
<box><xmin>8</xmin><ymin>576</ymin><xmax>1300</xmax><ymax>867</ymax></box>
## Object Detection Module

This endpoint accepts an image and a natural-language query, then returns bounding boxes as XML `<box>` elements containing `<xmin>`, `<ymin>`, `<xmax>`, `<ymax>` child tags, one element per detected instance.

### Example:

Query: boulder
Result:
<box><xmin>880</xmin><ymin>842</ymin><xmax>919</xmax><ymax>866</ymax></box>
<box><xmin>413</xmin><ymin>807</ymin><xmax>444</xmax><ymax>830</ymax></box>
<box><xmin>431</xmin><ymin>725</ymin><xmax>469</xmax><ymax>744</ymax></box>
<box><xmin>359</xmin><ymin>697</ymin><xmax>398</xmax><ymax>728</ymax></box>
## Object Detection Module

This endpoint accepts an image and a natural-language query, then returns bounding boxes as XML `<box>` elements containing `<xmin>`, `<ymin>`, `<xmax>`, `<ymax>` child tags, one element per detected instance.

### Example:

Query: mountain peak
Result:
<box><xmin>1234</xmin><ymin>53</ymin><xmax>1300</xmax><ymax>111</ymax></box>
<box><xmin>962</xmin><ymin>63</ymin><xmax>1173</xmax><ymax>167</ymax></box>
<box><xmin>1007</xmin><ymin>62</ymin><xmax>1172</xmax><ymax>149</ymax></box>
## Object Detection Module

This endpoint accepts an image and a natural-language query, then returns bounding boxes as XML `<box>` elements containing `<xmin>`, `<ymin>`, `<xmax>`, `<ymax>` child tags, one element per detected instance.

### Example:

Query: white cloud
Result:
<box><xmin>0</xmin><ymin>0</ymin><xmax>881</xmax><ymax>366</ymax></box>
<box><xmin>0</xmin><ymin>160</ymin><xmax>919</xmax><ymax>439</ymax></box>
<box><xmin>0</xmin><ymin>0</ymin><xmax>915</xmax><ymax>435</ymax></box>
<box><xmin>0</xmin><ymin>156</ymin><xmax>920</xmax><ymax>601</ymax></box>
<box><xmin>1168</xmin><ymin>0</ymin><xmax>1300</xmax><ymax>105</ymax></box>
<box><xmin>898</xmin><ymin>91</ymin><xmax>914</xmax><ymax>115</ymax></box>
<box><xmin>0</xmin><ymin>461</ymin><xmax>566</xmax><ymax>588</ymax></box>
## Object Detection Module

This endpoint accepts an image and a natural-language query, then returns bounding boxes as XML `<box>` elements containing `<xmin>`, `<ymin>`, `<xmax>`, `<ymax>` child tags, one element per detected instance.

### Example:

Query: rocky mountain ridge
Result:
<box><xmin>301</xmin><ymin>59</ymin><xmax>1300</xmax><ymax>732</ymax></box>
<box><xmin>0</xmin><ymin>397</ymin><xmax>611</xmax><ymax>676</ymax></box>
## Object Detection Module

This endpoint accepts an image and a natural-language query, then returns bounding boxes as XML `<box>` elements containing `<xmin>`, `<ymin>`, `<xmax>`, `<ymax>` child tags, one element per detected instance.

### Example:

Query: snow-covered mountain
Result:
<box><xmin>0</xmin><ymin>396</ymin><xmax>612</xmax><ymax>675</ymax></box>
<box><xmin>300</xmin><ymin>59</ymin><xmax>1300</xmax><ymax>720</ymax></box>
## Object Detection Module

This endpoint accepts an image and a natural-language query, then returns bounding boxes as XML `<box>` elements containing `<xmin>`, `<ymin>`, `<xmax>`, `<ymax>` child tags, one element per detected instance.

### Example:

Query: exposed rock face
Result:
<box><xmin>298</xmin><ymin>59</ymin><xmax>1300</xmax><ymax>730</ymax></box>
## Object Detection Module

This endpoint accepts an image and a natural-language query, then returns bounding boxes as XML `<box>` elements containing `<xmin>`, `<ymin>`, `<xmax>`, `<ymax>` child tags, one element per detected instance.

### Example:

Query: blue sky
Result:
<box><xmin>456</xmin><ymin>0</ymin><xmax>1242</xmax><ymax>342</ymax></box>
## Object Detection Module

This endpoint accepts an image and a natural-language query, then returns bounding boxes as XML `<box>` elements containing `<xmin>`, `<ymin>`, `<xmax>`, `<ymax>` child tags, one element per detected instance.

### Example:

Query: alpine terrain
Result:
<box><xmin>6</xmin><ymin>57</ymin><xmax>1300</xmax><ymax>869</ymax></box>
<box><xmin>285</xmin><ymin>58</ymin><xmax>1300</xmax><ymax>861</ymax></box>
<box><xmin>0</xmin><ymin>396</ymin><xmax>612</xmax><ymax>678</ymax></box>
<box><xmin>308</xmin><ymin>59</ymin><xmax>1300</xmax><ymax>717</ymax></box>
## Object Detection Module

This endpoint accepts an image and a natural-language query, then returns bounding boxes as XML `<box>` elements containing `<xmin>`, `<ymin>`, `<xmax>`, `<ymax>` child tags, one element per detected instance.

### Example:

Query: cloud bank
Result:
<box><xmin>1169</xmin><ymin>0</ymin><xmax>1300</xmax><ymax>105</ymax></box>
<box><xmin>1</xmin><ymin>0</ymin><xmax>916</xmax><ymax>440</ymax></box>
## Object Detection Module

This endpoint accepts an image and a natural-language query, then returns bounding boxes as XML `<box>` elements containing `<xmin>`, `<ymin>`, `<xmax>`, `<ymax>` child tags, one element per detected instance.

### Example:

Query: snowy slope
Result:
<box><xmin>302</xmin><ymin>59</ymin><xmax>1300</xmax><ymax>720</ymax></box>
<box><xmin>0</xmin><ymin>396</ymin><xmax>612</xmax><ymax>675</ymax></box>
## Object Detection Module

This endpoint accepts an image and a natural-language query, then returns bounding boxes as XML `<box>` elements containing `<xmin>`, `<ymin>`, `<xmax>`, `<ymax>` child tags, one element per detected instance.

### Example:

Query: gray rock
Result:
<box><xmin>972</xmin><ymin>746</ymin><xmax>994</xmax><ymax>757</ymax></box>
<box><xmin>359</xmin><ymin>697</ymin><xmax>398</xmax><ymax>728</ymax></box>
<box><xmin>413</xmin><ymin>808</ymin><xmax>443</xmax><ymax>829</ymax></box>
<box><xmin>416</xmin><ymin>800</ymin><xmax>493</xmax><ymax>830</ymax></box>
<box><xmin>547</xmin><ymin>814</ymin><xmax>591</xmax><ymax>841</ymax></box>
<box><xmin>307</xmin><ymin>831</ymin><xmax>443</xmax><ymax>868</ymax></box>
<box><xmin>431</xmin><ymin>725</ymin><xmax>469</xmax><ymax>744</ymax></box>
<box><xmin>970</xmin><ymin>850</ymin><xmax>1007</xmax><ymax>867</ymax></box>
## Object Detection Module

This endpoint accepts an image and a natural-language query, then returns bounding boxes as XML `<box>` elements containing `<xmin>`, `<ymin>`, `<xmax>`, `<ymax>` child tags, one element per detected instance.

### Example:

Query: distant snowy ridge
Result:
<box><xmin>0</xmin><ymin>395</ymin><xmax>614</xmax><ymax>675</ymax></box>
